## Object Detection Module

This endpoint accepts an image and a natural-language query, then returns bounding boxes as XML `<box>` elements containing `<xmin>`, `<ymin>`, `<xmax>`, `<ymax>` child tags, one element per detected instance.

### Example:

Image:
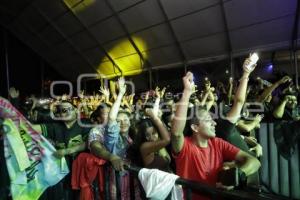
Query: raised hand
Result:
<box><xmin>9</xmin><ymin>87</ymin><xmax>19</xmax><ymax>98</ymax></box>
<box><xmin>155</xmin><ymin>86</ymin><xmax>161</xmax><ymax>98</ymax></box>
<box><xmin>118</xmin><ymin>77</ymin><xmax>126</xmax><ymax>95</ymax></box>
<box><xmin>61</xmin><ymin>94</ymin><xmax>68</xmax><ymax>101</ymax></box>
<box><xmin>121</xmin><ymin>95</ymin><xmax>128</xmax><ymax>107</ymax></box>
<box><xmin>254</xmin><ymin>114</ymin><xmax>263</xmax><ymax>123</ymax></box>
<box><xmin>79</xmin><ymin>90</ymin><xmax>85</xmax><ymax>99</ymax></box>
<box><xmin>279</xmin><ymin>76</ymin><xmax>292</xmax><ymax>84</ymax></box>
<box><xmin>145</xmin><ymin>108</ymin><xmax>158</xmax><ymax>119</ymax></box>
<box><xmin>128</xmin><ymin>93</ymin><xmax>135</xmax><ymax>105</ymax></box>
<box><xmin>99</xmin><ymin>86</ymin><xmax>110</xmax><ymax>99</ymax></box>
<box><xmin>250</xmin><ymin>144</ymin><xmax>263</xmax><ymax>157</ymax></box>
<box><xmin>229</xmin><ymin>77</ymin><xmax>233</xmax><ymax>85</ymax></box>
<box><xmin>183</xmin><ymin>72</ymin><xmax>195</xmax><ymax>95</ymax></box>
<box><xmin>243</xmin><ymin>58</ymin><xmax>257</xmax><ymax>74</ymax></box>
<box><xmin>144</xmin><ymin>91</ymin><xmax>150</xmax><ymax>101</ymax></box>
<box><xmin>204</xmin><ymin>79</ymin><xmax>211</xmax><ymax>91</ymax></box>
<box><xmin>160</xmin><ymin>87</ymin><xmax>166</xmax><ymax>99</ymax></box>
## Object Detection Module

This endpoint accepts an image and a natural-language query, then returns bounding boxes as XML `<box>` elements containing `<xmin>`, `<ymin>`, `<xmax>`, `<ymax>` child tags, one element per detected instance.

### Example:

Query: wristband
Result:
<box><xmin>239</xmin><ymin>76</ymin><xmax>249</xmax><ymax>82</ymax></box>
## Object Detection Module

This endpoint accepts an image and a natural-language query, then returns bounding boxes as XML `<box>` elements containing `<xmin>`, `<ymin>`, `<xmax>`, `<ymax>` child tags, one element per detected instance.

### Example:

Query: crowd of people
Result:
<box><xmin>1</xmin><ymin>55</ymin><xmax>300</xmax><ymax>200</ymax></box>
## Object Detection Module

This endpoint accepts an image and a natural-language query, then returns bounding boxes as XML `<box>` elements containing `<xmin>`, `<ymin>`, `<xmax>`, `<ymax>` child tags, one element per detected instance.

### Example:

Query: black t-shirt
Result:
<box><xmin>281</xmin><ymin>106</ymin><xmax>300</xmax><ymax>121</ymax></box>
<box><xmin>262</xmin><ymin>102</ymin><xmax>274</xmax><ymax>122</ymax></box>
<box><xmin>41</xmin><ymin>120</ymin><xmax>90</xmax><ymax>151</ymax></box>
<box><xmin>246</xmin><ymin>102</ymin><xmax>274</xmax><ymax>122</ymax></box>
<box><xmin>274</xmin><ymin>120</ymin><xmax>300</xmax><ymax>159</ymax></box>
<box><xmin>216</xmin><ymin>119</ymin><xmax>250</xmax><ymax>153</ymax></box>
<box><xmin>41</xmin><ymin>120</ymin><xmax>91</xmax><ymax>169</ymax></box>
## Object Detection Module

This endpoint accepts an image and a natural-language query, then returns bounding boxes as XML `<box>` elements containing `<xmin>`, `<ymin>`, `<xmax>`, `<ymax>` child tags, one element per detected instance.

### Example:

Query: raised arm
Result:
<box><xmin>199</xmin><ymin>90</ymin><xmax>209</xmax><ymax>107</ymax></box>
<box><xmin>109</xmin><ymin>80</ymin><xmax>118</xmax><ymax>102</ymax></box>
<box><xmin>108</xmin><ymin>77</ymin><xmax>126</xmax><ymax>123</ymax></box>
<box><xmin>171</xmin><ymin>72</ymin><xmax>194</xmax><ymax>153</ymax></box>
<box><xmin>140</xmin><ymin>109</ymin><xmax>170</xmax><ymax>158</ymax></box>
<box><xmin>227</xmin><ymin>77</ymin><xmax>233</xmax><ymax>105</ymax></box>
<box><xmin>257</xmin><ymin>76</ymin><xmax>291</xmax><ymax>103</ymax></box>
<box><xmin>236</xmin><ymin>114</ymin><xmax>263</xmax><ymax>133</ymax></box>
<box><xmin>273</xmin><ymin>95</ymin><xmax>289</xmax><ymax>119</ymax></box>
<box><xmin>206</xmin><ymin>88</ymin><xmax>215</xmax><ymax>111</ymax></box>
<box><xmin>226</xmin><ymin>58</ymin><xmax>256</xmax><ymax>124</ymax></box>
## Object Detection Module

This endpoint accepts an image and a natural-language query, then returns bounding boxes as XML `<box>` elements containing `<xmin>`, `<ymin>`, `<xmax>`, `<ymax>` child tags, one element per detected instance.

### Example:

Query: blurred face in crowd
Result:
<box><xmin>286</xmin><ymin>95</ymin><xmax>297</xmax><ymax>109</ymax></box>
<box><xmin>97</xmin><ymin>107</ymin><xmax>110</xmax><ymax>125</ymax></box>
<box><xmin>145</xmin><ymin>126</ymin><xmax>159</xmax><ymax>142</ymax></box>
<box><xmin>117</xmin><ymin>112</ymin><xmax>131</xmax><ymax>135</ymax></box>
<box><xmin>166</xmin><ymin>113</ymin><xmax>174</xmax><ymax>129</ymax></box>
<box><xmin>191</xmin><ymin>110</ymin><xmax>216</xmax><ymax>139</ymax></box>
<box><xmin>167</xmin><ymin>99</ymin><xmax>176</xmax><ymax>113</ymax></box>
<box><xmin>136</xmin><ymin>99</ymin><xmax>143</xmax><ymax>110</ymax></box>
<box><xmin>57</xmin><ymin>102</ymin><xmax>77</xmax><ymax>122</ymax></box>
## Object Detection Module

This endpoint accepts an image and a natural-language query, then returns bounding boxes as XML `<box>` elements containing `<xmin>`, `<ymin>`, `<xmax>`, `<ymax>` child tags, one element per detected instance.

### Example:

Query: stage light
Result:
<box><xmin>266</xmin><ymin>64</ymin><xmax>273</xmax><ymax>72</ymax></box>
<box><xmin>63</xmin><ymin>0</ymin><xmax>95</xmax><ymax>13</ymax></box>
<box><xmin>97</xmin><ymin>37</ymin><xmax>148</xmax><ymax>79</ymax></box>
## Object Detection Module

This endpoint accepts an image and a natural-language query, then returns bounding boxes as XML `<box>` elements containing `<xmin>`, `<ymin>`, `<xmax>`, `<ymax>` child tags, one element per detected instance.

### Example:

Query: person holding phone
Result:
<box><xmin>171</xmin><ymin>70</ymin><xmax>260</xmax><ymax>200</ymax></box>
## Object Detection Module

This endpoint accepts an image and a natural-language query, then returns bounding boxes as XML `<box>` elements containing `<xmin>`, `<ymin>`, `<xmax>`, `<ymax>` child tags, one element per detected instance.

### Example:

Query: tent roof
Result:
<box><xmin>0</xmin><ymin>0</ymin><xmax>299</xmax><ymax>80</ymax></box>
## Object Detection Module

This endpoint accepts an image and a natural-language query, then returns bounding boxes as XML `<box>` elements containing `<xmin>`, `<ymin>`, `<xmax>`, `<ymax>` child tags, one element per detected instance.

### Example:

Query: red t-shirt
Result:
<box><xmin>174</xmin><ymin>137</ymin><xmax>239</xmax><ymax>200</ymax></box>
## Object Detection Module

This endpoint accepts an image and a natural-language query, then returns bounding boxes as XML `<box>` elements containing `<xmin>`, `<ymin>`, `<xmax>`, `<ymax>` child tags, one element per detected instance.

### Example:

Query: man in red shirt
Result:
<box><xmin>171</xmin><ymin>60</ymin><xmax>260</xmax><ymax>199</ymax></box>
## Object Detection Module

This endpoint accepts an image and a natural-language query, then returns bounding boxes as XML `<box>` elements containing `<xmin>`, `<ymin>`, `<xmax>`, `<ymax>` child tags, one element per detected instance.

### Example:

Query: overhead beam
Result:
<box><xmin>8</xmin><ymin>0</ymin><xmax>122</xmax><ymax>77</ymax></box>
<box><xmin>103</xmin><ymin>0</ymin><xmax>153</xmax><ymax>88</ymax></box>
<box><xmin>220</xmin><ymin>0</ymin><xmax>234</xmax><ymax>77</ymax></box>
<box><xmin>291</xmin><ymin>0</ymin><xmax>300</xmax><ymax>87</ymax></box>
<box><xmin>33</xmin><ymin>5</ymin><xmax>98</xmax><ymax>74</ymax></box>
<box><xmin>291</xmin><ymin>0</ymin><xmax>300</xmax><ymax>49</ymax></box>
<box><xmin>220</xmin><ymin>0</ymin><xmax>232</xmax><ymax>52</ymax></box>
<box><xmin>59</xmin><ymin>1</ymin><xmax>123</xmax><ymax>76</ymax></box>
<box><xmin>6</xmin><ymin>0</ymin><xmax>35</xmax><ymax>25</ymax></box>
<box><xmin>3</xmin><ymin>14</ymin><xmax>66</xmax><ymax>70</ymax></box>
<box><xmin>47</xmin><ymin>0</ymin><xmax>148</xmax><ymax>43</ymax></box>
<box><xmin>1</xmin><ymin>0</ymin><xmax>96</xmax><ymax>77</ymax></box>
<box><xmin>157</xmin><ymin>0</ymin><xmax>187</xmax><ymax>70</ymax></box>
<box><xmin>3</xmin><ymin>30</ymin><xmax>10</xmax><ymax>95</ymax></box>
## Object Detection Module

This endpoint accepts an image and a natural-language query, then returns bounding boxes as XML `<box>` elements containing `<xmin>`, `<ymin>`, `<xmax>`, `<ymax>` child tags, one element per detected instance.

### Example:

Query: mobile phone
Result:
<box><xmin>245</xmin><ymin>53</ymin><xmax>259</xmax><ymax>71</ymax></box>
<box><xmin>249</xmin><ymin>53</ymin><xmax>259</xmax><ymax>64</ymax></box>
<box><xmin>218</xmin><ymin>167</ymin><xmax>239</xmax><ymax>187</ymax></box>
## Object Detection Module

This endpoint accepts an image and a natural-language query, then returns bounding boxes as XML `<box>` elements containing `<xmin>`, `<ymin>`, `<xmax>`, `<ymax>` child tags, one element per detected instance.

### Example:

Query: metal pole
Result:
<box><xmin>41</xmin><ymin>59</ymin><xmax>45</xmax><ymax>97</ymax></box>
<box><xmin>4</xmin><ymin>30</ymin><xmax>10</xmax><ymax>96</ymax></box>
<box><xmin>149</xmin><ymin>67</ymin><xmax>153</xmax><ymax>90</ymax></box>
<box><xmin>294</xmin><ymin>49</ymin><xmax>298</xmax><ymax>88</ymax></box>
<box><xmin>230</xmin><ymin>52</ymin><xmax>234</xmax><ymax>78</ymax></box>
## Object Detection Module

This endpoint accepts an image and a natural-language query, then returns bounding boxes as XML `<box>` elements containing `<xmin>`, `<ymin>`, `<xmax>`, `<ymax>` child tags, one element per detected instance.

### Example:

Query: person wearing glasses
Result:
<box><xmin>32</xmin><ymin>100</ymin><xmax>91</xmax><ymax>200</ymax></box>
<box><xmin>171</xmin><ymin>70</ymin><xmax>260</xmax><ymax>200</ymax></box>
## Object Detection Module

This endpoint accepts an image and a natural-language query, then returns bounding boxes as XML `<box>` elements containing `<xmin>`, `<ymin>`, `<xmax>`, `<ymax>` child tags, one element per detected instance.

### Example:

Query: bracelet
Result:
<box><xmin>239</xmin><ymin>76</ymin><xmax>249</xmax><ymax>82</ymax></box>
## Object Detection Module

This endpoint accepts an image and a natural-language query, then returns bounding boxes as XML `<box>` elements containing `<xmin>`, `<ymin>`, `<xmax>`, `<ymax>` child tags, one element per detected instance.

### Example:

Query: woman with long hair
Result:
<box><xmin>138</xmin><ymin>108</ymin><xmax>171</xmax><ymax>172</ymax></box>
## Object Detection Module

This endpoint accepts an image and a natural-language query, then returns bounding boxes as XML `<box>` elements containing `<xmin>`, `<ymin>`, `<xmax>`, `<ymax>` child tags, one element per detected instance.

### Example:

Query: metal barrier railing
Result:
<box><xmin>123</xmin><ymin>165</ymin><xmax>290</xmax><ymax>200</ymax></box>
